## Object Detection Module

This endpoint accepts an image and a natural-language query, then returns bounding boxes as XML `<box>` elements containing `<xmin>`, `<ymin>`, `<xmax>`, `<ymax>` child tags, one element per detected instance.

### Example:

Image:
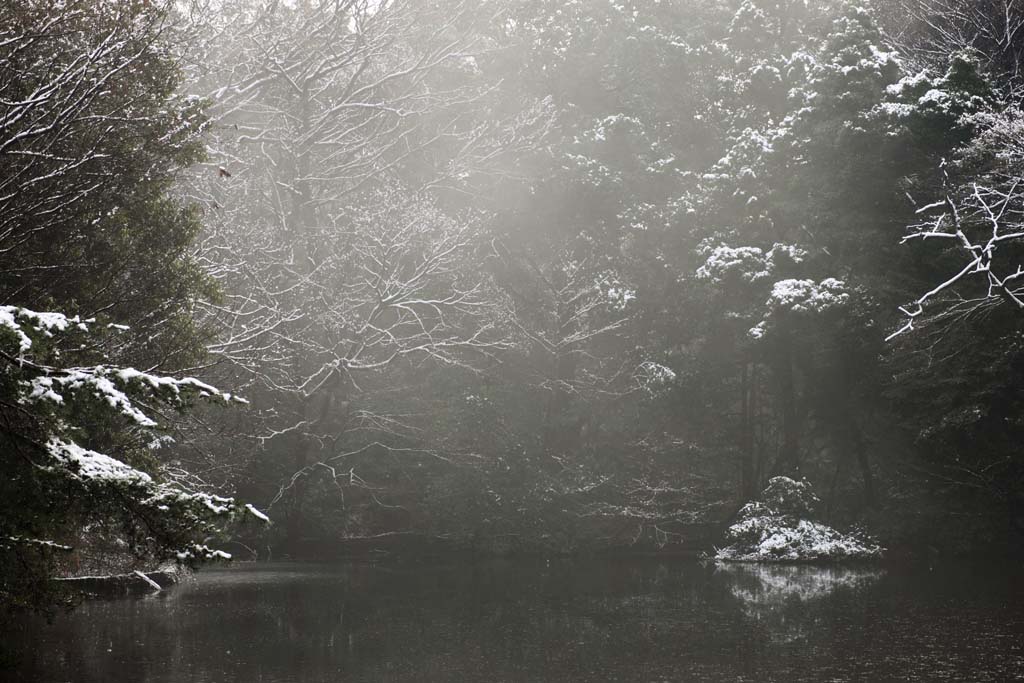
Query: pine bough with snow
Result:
<box><xmin>0</xmin><ymin>307</ymin><xmax>266</xmax><ymax>609</ymax></box>
<box><xmin>716</xmin><ymin>477</ymin><xmax>882</xmax><ymax>562</ymax></box>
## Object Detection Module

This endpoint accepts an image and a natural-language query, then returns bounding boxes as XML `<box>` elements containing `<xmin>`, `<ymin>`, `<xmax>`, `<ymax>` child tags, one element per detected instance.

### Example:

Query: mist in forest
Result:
<box><xmin>3</xmin><ymin>2</ymin><xmax>1024</xmax><ymax>678</ymax></box>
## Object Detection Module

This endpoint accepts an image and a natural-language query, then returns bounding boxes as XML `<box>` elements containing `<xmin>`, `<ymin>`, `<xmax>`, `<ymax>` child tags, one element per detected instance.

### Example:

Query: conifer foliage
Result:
<box><xmin>0</xmin><ymin>1</ymin><xmax>263</xmax><ymax>611</ymax></box>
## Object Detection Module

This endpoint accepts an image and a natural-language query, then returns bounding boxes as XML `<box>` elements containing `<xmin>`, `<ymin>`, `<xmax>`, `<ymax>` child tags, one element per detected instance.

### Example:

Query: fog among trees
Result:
<box><xmin>4</xmin><ymin>0</ymin><xmax>1024</xmax><ymax>614</ymax></box>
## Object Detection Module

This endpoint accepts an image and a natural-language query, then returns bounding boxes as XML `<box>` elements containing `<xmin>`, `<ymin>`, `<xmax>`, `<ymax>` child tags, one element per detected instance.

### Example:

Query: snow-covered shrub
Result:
<box><xmin>716</xmin><ymin>476</ymin><xmax>883</xmax><ymax>562</ymax></box>
<box><xmin>756</xmin><ymin>475</ymin><xmax>818</xmax><ymax>517</ymax></box>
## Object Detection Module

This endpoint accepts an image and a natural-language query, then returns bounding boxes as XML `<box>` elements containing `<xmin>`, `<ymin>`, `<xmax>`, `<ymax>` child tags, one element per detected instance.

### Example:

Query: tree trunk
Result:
<box><xmin>853</xmin><ymin>428</ymin><xmax>876</xmax><ymax>508</ymax></box>
<box><xmin>740</xmin><ymin>360</ymin><xmax>756</xmax><ymax>499</ymax></box>
<box><xmin>774</xmin><ymin>333</ymin><xmax>800</xmax><ymax>474</ymax></box>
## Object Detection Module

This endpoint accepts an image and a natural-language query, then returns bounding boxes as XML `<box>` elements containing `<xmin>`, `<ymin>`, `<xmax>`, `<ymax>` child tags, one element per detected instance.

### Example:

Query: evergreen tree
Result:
<box><xmin>0</xmin><ymin>0</ymin><xmax>262</xmax><ymax>613</ymax></box>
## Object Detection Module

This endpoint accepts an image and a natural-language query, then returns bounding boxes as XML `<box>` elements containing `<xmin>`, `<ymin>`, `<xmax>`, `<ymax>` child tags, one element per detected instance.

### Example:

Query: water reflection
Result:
<box><xmin>715</xmin><ymin>562</ymin><xmax>885</xmax><ymax>644</ymax></box>
<box><xmin>6</xmin><ymin>559</ymin><xmax>1024</xmax><ymax>682</ymax></box>
<box><xmin>718</xmin><ymin>562</ymin><xmax>883</xmax><ymax>604</ymax></box>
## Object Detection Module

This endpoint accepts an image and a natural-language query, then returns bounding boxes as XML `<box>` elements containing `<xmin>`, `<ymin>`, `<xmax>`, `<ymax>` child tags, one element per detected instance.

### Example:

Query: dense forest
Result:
<box><xmin>4</xmin><ymin>0</ymin><xmax>1024</xmax><ymax>613</ymax></box>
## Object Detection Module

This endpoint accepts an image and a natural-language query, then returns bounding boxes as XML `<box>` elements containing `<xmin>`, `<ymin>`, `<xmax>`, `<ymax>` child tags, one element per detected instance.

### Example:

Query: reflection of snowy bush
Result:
<box><xmin>717</xmin><ymin>563</ymin><xmax>885</xmax><ymax>642</ymax></box>
<box><xmin>716</xmin><ymin>477</ymin><xmax>883</xmax><ymax>562</ymax></box>
<box><xmin>719</xmin><ymin>562</ymin><xmax>884</xmax><ymax>607</ymax></box>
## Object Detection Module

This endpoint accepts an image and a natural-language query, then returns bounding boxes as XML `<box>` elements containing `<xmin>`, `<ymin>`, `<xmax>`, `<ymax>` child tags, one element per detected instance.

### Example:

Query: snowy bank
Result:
<box><xmin>715</xmin><ymin>477</ymin><xmax>883</xmax><ymax>562</ymax></box>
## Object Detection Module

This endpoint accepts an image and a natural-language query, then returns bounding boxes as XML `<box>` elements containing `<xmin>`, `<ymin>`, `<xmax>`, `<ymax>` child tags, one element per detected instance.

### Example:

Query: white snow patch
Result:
<box><xmin>47</xmin><ymin>438</ymin><xmax>153</xmax><ymax>485</ymax></box>
<box><xmin>244</xmin><ymin>503</ymin><xmax>271</xmax><ymax>523</ymax></box>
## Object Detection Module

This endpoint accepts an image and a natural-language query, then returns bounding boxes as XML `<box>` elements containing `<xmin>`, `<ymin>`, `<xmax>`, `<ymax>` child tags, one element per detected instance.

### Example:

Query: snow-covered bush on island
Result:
<box><xmin>716</xmin><ymin>476</ymin><xmax>883</xmax><ymax>562</ymax></box>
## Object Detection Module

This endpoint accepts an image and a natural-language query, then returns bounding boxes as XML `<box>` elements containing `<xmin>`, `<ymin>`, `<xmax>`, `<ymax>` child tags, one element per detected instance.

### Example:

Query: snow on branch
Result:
<box><xmin>889</xmin><ymin>174</ymin><xmax>1024</xmax><ymax>340</ymax></box>
<box><xmin>633</xmin><ymin>361</ymin><xmax>677</xmax><ymax>395</ymax></box>
<box><xmin>764</xmin><ymin>278</ymin><xmax>850</xmax><ymax>314</ymax></box>
<box><xmin>696</xmin><ymin>243</ymin><xmax>808</xmax><ymax>286</ymax></box>
<box><xmin>2</xmin><ymin>307</ymin><xmax>246</xmax><ymax>428</ymax></box>
<box><xmin>47</xmin><ymin>438</ymin><xmax>154</xmax><ymax>486</ymax></box>
<box><xmin>749</xmin><ymin>277</ymin><xmax>850</xmax><ymax>340</ymax></box>
<box><xmin>0</xmin><ymin>304</ymin><xmax>267</xmax><ymax>561</ymax></box>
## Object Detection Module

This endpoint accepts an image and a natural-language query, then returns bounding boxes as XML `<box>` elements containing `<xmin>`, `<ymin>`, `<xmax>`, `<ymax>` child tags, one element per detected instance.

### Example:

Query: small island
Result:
<box><xmin>716</xmin><ymin>477</ymin><xmax>884</xmax><ymax>563</ymax></box>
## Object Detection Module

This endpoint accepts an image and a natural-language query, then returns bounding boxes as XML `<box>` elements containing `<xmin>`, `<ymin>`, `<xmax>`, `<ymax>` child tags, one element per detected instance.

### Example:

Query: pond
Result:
<box><xmin>5</xmin><ymin>558</ymin><xmax>1024</xmax><ymax>681</ymax></box>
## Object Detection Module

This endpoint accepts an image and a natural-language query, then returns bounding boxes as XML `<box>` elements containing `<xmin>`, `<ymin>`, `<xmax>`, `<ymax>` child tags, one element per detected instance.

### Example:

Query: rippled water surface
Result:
<box><xmin>6</xmin><ymin>558</ymin><xmax>1024</xmax><ymax>681</ymax></box>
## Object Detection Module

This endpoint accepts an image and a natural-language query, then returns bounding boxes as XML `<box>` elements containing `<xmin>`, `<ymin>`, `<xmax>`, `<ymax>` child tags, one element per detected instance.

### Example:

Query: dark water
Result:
<box><xmin>5</xmin><ymin>558</ymin><xmax>1024</xmax><ymax>682</ymax></box>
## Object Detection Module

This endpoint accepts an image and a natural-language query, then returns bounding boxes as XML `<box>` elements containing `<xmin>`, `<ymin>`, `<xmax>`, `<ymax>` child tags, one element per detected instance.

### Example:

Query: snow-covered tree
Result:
<box><xmin>0</xmin><ymin>307</ymin><xmax>262</xmax><ymax>608</ymax></box>
<box><xmin>685</xmin><ymin>1</ymin><xmax>907</xmax><ymax>504</ymax></box>
<box><xmin>876</xmin><ymin>28</ymin><xmax>1024</xmax><ymax>519</ymax></box>
<box><xmin>165</xmin><ymin>0</ymin><xmax>550</xmax><ymax>543</ymax></box>
<box><xmin>0</xmin><ymin>0</ymin><xmax>262</xmax><ymax>611</ymax></box>
<box><xmin>177</xmin><ymin>0</ymin><xmax>519</xmax><ymax>389</ymax></box>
